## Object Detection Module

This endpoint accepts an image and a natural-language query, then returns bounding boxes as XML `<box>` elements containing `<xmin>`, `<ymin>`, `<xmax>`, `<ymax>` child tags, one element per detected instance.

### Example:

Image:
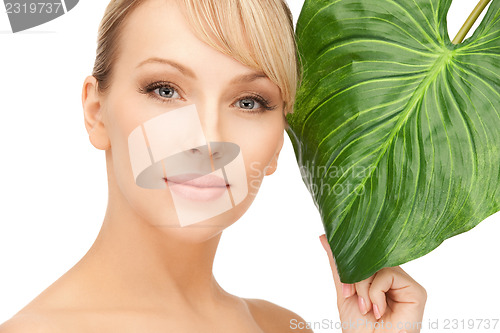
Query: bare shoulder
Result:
<box><xmin>0</xmin><ymin>312</ymin><xmax>60</xmax><ymax>333</ymax></box>
<box><xmin>243</xmin><ymin>298</ymin><xmax>313</xmax><ymax>333</ymax></box>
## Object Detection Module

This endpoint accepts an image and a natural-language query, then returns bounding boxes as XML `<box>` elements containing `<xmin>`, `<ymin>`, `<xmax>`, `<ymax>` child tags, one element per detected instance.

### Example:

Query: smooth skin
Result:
<box><xmin>0</xmin><ymin>1</ymin><xmax>297</xmax><ymax>332</ymax></box>
<box><xmin>0</xmin><ymin>0</ymin><xmax>426</xmax><ymax>332</ymax></box>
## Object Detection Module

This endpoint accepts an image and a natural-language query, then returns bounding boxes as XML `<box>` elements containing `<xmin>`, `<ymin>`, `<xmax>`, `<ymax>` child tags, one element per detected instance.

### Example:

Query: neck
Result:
<box><xmin>69</xmin><ymin>153</ymin><xmax>226</xmax><ymax>312</ymax></box>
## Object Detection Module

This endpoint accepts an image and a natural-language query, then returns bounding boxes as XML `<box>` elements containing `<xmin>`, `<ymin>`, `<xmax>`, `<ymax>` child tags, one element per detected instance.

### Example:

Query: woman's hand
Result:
<box><xmin>319</xmin><ymin>234</ymin><xmax>427</xmax><ymax>333</ymax></box>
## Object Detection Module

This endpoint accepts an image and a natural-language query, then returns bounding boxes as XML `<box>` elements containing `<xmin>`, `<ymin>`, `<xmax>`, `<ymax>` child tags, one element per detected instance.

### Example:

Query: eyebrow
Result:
<box><xmin>136</xmin><ymin>57</ymin><xmax>197</xmax><ymax>79</ymax></box>
<box><xmin>229</xmin><ymin>72</ymin><xmax>268</xmax><ymax>85</ymax></box>
<box><xmin>136</xmin><ymin>57</ymin><xmax>268</xmax><ymax>84</ymax></box>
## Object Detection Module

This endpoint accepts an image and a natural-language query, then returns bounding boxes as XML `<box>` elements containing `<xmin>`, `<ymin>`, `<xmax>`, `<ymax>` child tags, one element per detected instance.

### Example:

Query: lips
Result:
<box><xmin>165</xmin><ymin>173</ymin><xmax>230</xmax><ymax>202</ymax></box>
<box><xmin>165</xmin><ymin>173</ymin><xmax>229</xmax><ymax>188</ymax></box>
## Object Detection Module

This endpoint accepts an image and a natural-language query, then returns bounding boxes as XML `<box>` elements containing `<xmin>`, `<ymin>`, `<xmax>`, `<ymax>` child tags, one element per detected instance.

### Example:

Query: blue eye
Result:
<box><xmin>234</xmin><ymin>94</ymin><xmax>277</xmax><ymax>114</ymax></box>
<box><xmin>155</xmin><ymin>86</ymin><xmax>180</xmax><ymax>99</ymax></box>
<box><xmin>138</xmin><ymin>81</ymin><xmax>183</xmax><ymax>103</ymax></box>
<box><xmin>238</xmin><ymin>98</ymin><xmax>261</xmax><ymax>110</ymax></box>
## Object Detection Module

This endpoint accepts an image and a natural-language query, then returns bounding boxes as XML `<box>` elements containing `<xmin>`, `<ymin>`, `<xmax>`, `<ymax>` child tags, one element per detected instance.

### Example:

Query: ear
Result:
<box><xmin>265</xmin><ymin>133</ymin><xmax>284</xmax><ymax>176</ymax></box>
<box><xmin>82</xmin><ymin>75</ymin><xmax>111</xmax><ymax>150</ymax></box>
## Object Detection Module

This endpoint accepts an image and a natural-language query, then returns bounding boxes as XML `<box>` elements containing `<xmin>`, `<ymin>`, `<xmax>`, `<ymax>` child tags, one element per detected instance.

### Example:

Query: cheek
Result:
<box><xmin>105</xmin><ymin>97</ymin><xmax>144</xmax><ymax>183</ymax></box>
<box><xmin>105</xmin><ymin>87</ymin><xmax>170</xmax><ymax>185</ymax></box>
<box><xmin>237</xmin><ymin>122</ymin><xmax>283</xmax><ymax>194</ymax></box>
<box><xmin>105</xmin><ymin>90</ymin><xmax>142</xmax><ymax>153</ymax></box>
<box><xmin>104</xmin><ymin>89</ymin><xmax>182</xmax><ymax>217</ymax></box>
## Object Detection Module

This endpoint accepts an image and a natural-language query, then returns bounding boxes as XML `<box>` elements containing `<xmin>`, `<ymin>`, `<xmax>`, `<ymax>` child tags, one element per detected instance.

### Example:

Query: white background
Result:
<box><xmin>1</xmin><ymin>0</ymin><xmax>499</xmax><ymax>331</ymax></box>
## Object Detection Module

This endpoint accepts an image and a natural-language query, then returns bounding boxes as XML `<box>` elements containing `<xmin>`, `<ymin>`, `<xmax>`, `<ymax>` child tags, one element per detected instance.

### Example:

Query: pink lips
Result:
<box><xmin>165</xmin><ymin>173</ymin><xmax>229</xmax><ymax>202</ymax></box>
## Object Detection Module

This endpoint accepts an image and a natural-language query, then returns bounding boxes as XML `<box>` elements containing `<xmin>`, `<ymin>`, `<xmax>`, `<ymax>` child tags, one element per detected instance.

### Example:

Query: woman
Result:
<box><xmin>0</xmin><ymin>0</ymin><xmax>426</xmax><ymax>332</ymax></box>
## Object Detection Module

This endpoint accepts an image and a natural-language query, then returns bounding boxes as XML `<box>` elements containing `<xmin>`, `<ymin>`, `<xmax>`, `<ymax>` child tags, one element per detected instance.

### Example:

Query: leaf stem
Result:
<box><xmin>452</xmin><ymin>0</ymin><xmax>492</xmax><ymax>44</ymax></box>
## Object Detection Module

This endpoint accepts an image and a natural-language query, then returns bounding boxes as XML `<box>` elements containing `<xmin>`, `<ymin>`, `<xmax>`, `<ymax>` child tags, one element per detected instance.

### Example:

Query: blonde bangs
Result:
<box><xmin>180</xmin><ymin>0</ymin><xmax>298</xmax><ymax>115</ymax></box>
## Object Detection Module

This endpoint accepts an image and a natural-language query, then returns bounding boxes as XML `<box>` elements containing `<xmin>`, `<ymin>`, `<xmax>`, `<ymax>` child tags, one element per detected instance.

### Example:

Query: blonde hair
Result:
<box><xmin>92</xmin><ymin>0</ymin><xmax>299</xmax><ymax>116</ymax></box>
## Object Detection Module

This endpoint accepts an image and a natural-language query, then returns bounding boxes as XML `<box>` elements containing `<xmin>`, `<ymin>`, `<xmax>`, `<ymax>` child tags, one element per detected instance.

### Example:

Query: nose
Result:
<box><xmin>207</xmin><ymin>142</ymin><xmax>225</xmax><ymax>161</ymax></box>
<box><xmin>194</xmin><ymin>102</ymin><xmax>226</xmax><ymax>160</ymax></box>
<box><xmin>187</xmin><ymin>142</ymin><xmax>224</xmax><ymax>161</ymax></box>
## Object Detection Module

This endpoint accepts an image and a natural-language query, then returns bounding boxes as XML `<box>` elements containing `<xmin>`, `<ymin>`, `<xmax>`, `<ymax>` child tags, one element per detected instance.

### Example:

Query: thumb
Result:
<box><xmin>319</xmin><ymin>234</ymin><xmax>347</xmax><ymax>302</ymax></box>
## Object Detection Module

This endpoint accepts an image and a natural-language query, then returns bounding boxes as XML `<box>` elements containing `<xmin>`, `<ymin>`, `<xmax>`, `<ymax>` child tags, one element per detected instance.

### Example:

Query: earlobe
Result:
<box><xmin>82</xmin><ymin>76</ymin><xmax>111</xmax><ymax>150</ymax></box>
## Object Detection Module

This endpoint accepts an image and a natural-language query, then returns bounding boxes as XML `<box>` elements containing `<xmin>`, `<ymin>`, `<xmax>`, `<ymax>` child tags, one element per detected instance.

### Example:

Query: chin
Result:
<box><xmin>155</xmin><ymin>224</ymin><xmax>226</xmax><ymax>243</ymax></box>
<box><xmin>149</xmin><ymin>207</ymin><xmax>242</xmax><ymax>243</ymax></box>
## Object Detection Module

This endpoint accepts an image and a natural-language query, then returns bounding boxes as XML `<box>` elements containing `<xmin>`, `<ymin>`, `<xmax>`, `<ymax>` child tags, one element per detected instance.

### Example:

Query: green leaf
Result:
<box><xmin>286</xmin><ymin>0</ymin><xmax>500</xmax><ymax>283</ymax></box>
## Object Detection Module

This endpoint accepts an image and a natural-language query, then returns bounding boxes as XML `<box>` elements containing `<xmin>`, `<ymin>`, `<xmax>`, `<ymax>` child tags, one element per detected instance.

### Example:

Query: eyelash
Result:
<box><xmin>138</xmin><ymin>81</ymin><xmax>182</xmax><ymax>103</ymax></box>
<box><xmin>138</xmin><ymin>81</ymin><xmax>277</xmax><ymax>114</ymax></box>
<box><xmin>237</xmin><ymin>93</ymin><xmax>277</xmax><ymax>113</ymax></box>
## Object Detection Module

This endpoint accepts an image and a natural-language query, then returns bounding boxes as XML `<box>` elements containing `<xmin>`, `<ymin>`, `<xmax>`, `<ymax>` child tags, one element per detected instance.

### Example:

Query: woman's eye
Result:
<box><xmin>154</xmin><ymin>86</ymin><xmax>180</xmax><ymax>99</ymax></box>
<box><xmin>237</xmin><ymin>98</ymin><xmax>261</xmax><ymax>110</ymax></box>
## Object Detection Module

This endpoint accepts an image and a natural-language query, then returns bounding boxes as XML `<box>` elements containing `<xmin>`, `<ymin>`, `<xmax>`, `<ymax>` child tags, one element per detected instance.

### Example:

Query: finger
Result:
<box><xmin>368</xmin><ymin>269</ymin><xmax>392</xmax><ymax>319</ymax></box>
<box><xmin>386</xmin><ymin>266</ymin><xmax>427</xmax><ymax>306</ymax></box>
<box><xmin>354</xmin><ymin>274</ymin><xmax>375</xmax><ymax>315</ymax></box>
<box><xmin>319</xmin><ymin>234</ymin><xmax>355</xmax><ymax>302</ymax></box>
<box><xmin>319</xmin><ymin>234</ymin><xmax>341</xmax><ymax>295</ymax></box>
<box><xmin>368</xmin><ymin>266</ymin><xmax>419</xmax><ymax>319</ymax></box>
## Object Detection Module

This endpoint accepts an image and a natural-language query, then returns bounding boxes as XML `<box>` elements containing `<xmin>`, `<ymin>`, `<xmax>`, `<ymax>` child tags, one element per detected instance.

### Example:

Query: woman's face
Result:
<box><xmin>89</xmin><ymin>0</ymin><xmax>285</xmax><ymax>241</ymax></box>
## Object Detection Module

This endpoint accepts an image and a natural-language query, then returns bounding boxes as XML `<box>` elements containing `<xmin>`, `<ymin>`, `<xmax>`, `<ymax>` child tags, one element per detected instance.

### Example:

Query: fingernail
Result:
<box><xmin>358</xmin><ymin>296</ymin><xmax>367</xmax><ymax>314</ymax></box>
<box><xmin>373</xmin><ymin>303</ymin><xmax>381</xmax><ymax>319</ymax></box>
<box><xmin>342</xmin><ymin>283</ymin><xmax>351</xmax><ymax>298</ymax></box>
